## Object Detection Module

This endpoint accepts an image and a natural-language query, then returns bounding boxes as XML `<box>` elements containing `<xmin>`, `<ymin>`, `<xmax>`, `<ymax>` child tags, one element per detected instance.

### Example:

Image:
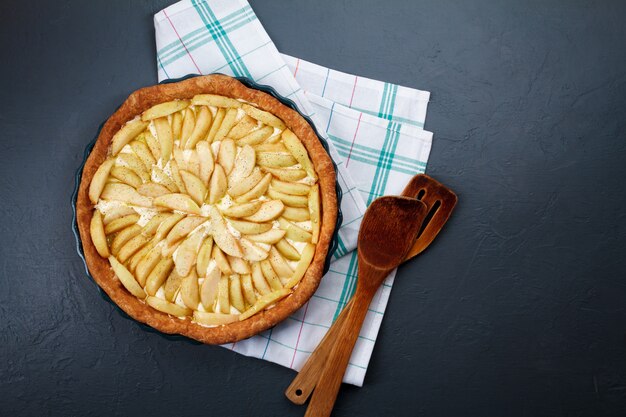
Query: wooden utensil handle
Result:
<box><xmin>285</xmin><ymin>298</ymin><xmax>355</xmax><ymax>404</ymax></box>
<box><xmin>285</xmin><ymin>175</ymin><xmax>427</xmax><ymax>405</ymax></box>
<box><xmin>304</xmin><ymin>287</ymin><xmax>378</xmax><ymax>417</ymax></box>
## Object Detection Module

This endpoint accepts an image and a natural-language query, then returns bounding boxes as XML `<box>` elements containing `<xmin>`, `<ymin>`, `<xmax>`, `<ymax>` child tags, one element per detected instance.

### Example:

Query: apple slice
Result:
<box><xmin>208</xmin><ymin>164</ymin><xmax>227</xmax><ymax>204</ymax></box>
<box><xmin>146</xmin><ymin>296</ymin><xmax>191</xmax><ymax>317</ymax></box>
<box><xmin>137</xmin><ymin>182</ymin><xmax>171</xmax><ymax>198</ymax></box>
<box><xmin>102</xmin><ymin>205</ymin><xmax>136</xmax><ymax>225</ymax></box>
<box><xmin>180</xmin><ymin>270</ymin><xmax>200</xmax><ymax>309</ymax></box>
<box><xmin>186</xmin><ymin>149</ymin><xmax>200</xmax><ymax>177</ymax></box>
<box><xmin>89</xmin><ymin>158</ymin><xmax>116</xmax><ymax>204</ymax></box>
<box><xmin>245</xmin><ymin>228</ymin><xmax>286</xmax><ymax>244</ymax></box>
<box><xmin>154</xmin><ymin>193</ymin><xmax>202</xmax><ymax>215</ymax></box>
<box><xmin>218</xmin><ymin>138</ymin><xmax>236</xmax><ymax>174</ymax></box>
<box><xmin>154</xmin><ymin>213</ymin><xmax>185</xmax><ymax>241</ymax></box>
<box><xmin>227</xmin><ymin>167</ymin><xmax>263</xmax><ymax>198</ymax></box>
<box><xmin>117</xmin><ymin>233</ymin><xmax>151</xmax><ymax>263</ymax></box>
<box><xmin>185</xmin><ymin>106</ymin><xmax>213</xmax><ymax>150</ymax></box>
<box><xmin>267</xmin><ymin>188</ymin><xmax>308</xmax><ymax>208</ymax></box>
<box><xmin>281</xmin><ymin>206</ymin><xmax>310</xmax><ymax>222</ymax></box>
<box><xmin>236</xmin><ymin>125</ymin><xmax>274</xmax><ymax>146</ymax></box>
<box><xmin>234</xmin><ymin>173</ymin><xmax>272</xmax><ymax>203</ymax></box>
<box><xmin>108</xmin><ymin>256</ymin><xmax>147</xmax><ymax>299</ymax></box>
<box><xmin>153</xmin><ymin>116</ymin><xmax>173</xmax><ymax>162</ymax></box>
<box><xmin>180</xmin><ymin>170</ymin><xmax>207</xmax><ymax>205</ymax></box>
<box><xmin>180</xmin><ymin>107</ymin><xmax>196</xmax><ymax>148</ymax></box>
<box><xmin>240</xmin><ymin>238</ymin><xmax>269</xmax><ymax>262</ymax></box>
<box><xmin>187</xmin><ymin>150</ymin><xmax>201</xmax><ymax>178</ymax></box>
<box><xmin>169</xmin><ymin>160</ymin><xmax>187</xmax><ymax>194</ymax></box>
<box><xmin>196</xmin><ymin>236</ymin><xmax>214</xmax><ymax>277</ymax></box>
<box><xmin>151</xmin><ymin>165</ymin><xmax>178</xmax><ymax>192</ymax></box>
<box><xmin>268</xmin><ymin>246</ymin><xmax>294</xmax><ymax>279</ymax></box>
<box><xmin>163</xmin><ymin>269</ymin><xmax>185</xmax><ymax>302</ymax></box>
<box><xmin>251</xmin><ymin>262</ymin><xmax>271</xmax><ymax>295</ymax></box>
<box><xmin>104</xmin><ymin>213</ymin><xmax>140</xmax><ymax>235</ymax></box>
<box><xmin>213</xmin><ymin>108</ymin><xmax>238</xmax><ymax>143</ymax></box>
<box><xmin>254</xmin><ymin>142</ymin><xmax>288</xmax><ymax>153</ymax></box>
<box><xmin>229</xmin><ymin>275</ymin><xmax>246</xmax><ymax>312</ymax></box>
<box><xmin>135</xmin><ymin>246</ymin><xmax>162</xmax><ymax>286</ymax></box>
<box><xmin>256</xmin><ymin>152</ymin><xmax>297</xmax><ymax>168</ymax></box>
<box><xmin>110</xmin><ymin>166</ymin><xmax>142</xmax><ymax>188</ymax></box>
<box><xmin>141</xmin><ymin>99</ymin><xmax>189</xmax><ymax>121</ymax></box>
<box><xmin>173</xmin><ymin>147</ymin><xmax>187</xmax><ymax>172</ymax></box>
<box><xmin>263</xmin><ymin>133</ymin><xmax>283</xmax><ymax>144</ymax></box>
<box><xmin>175</xmin><ymin>230</ymin><xmax>205</xmax><ymax>276</ymax></box>
<box><xmin>241</xmin><ymin>274</ymin><xmax>257</xmax><ymax>306</ymax></box>
<box><xmin>128</xmin><ymin>241</ymin><xmax>154</xmax><ymax>273</ymax></box>
<box><xmin>285</xmin><ymin>244</ymin><xmax>315</xmax><ymax>289</ymax></box>
<box><xmin>206</xmin><ymin>108</ymin><xmax>225</xmax><ymax>143</ymax></box>
<box><xmin>278</xmin><ymin>217</ymin><xmax>312</xmax><ymax>242</ymax></box>
<box><xmin>218</xmin><ymin>275</ymin><xmax>230</xmax><ymax>314</ymax></box>
<box><xmin>282</xmin><ymin>129</ymin><xmax>317</xmax><ymax>179</ymax></box>
<box><xmin>228</xmin><ymin>219</ymin><xmax>272</xmax><ymax>235</ymax></box>
<box><xmin>212</xmin><ymin>245</ymin><xmax>232</xmax><ymax>275</ymax></box>
<box><xmin>228</xmin><ymin>256</ymin><xmax>250</xmax><ymax>274</ymax></box>
<box><xmin>130</xmin><ymin>140</ymin><xmax>156</xmax><ymax>170</ymax></box>
<box><xmin>145</xmin><ymin>257</ymin><xmax>174</xmax><ymax>296</ymax></box>
<box><xmin>111</xmin><ymin>119</ymin><xmax>149</xmax><ymax>156</ymax></box>
<box><xmin>196</xmin><ymin>141</ymin><xmax>215</xmax><ymax>183</ymax></box>
<box><xmin>309</xmin><ymin>184</ymin><xmax>321</xmax><ymax>244</ymax></box>
<box><xmin>220</xmin><ymin>201</ymin><xmax>262</xmax><ymax>218</ymax></box>
<box><xmin>270</xmin><ymin>179</ymin><xmax>311</xmax><ymax>196</ymax></box>
<box><xmin>140</xmin><ymin>213</ymin><xmax>171</xmax><ymax>237</ymax></box>
<box><xmin>171</xmin><ymin>111</ymin><xmax>183</xmax><ymax>142</ymax></box>
<box><xmin>260</xmin><ymin>259</ymin><xmax>283</xmax><ymax>291</ymax></box>
<box><xmin>239</xmin><ymin>288</ymin><xmax>291</xmax><ymax>321</ymax></box>
<box><xmin>194</xmin><ymin>311</ymin><xmax>239</xmax><ymax>326</ymax></box>
<box><xmin>200</xmin><ymin>262</ymin><xmax>221</xmax><ymax>310</ymax></box>
<box><xmin>243</xmin><ymin>200</ymin><xmax>284</xmax><ymax>223</ymax></box>
<box><xmin>275</xmin><ymin>238</ymin><xmax>301</xmax><ymax>261</ymax></box>
<box><xmin>206</xmin><ymin>205</ymin><xmax>243</xmax><ymax>257</ymax></box>
<box><xmin>101</xmin><ymin>183</ymin><xmax>152</xmax><ymax>207</ymax></box>
<box><xmin>117</xmin><ymin>150</ymin><xmax>150</xmax><ymax>182</ymax></box>
<box><xmin>161</xmin><ymin>239</ymin><xmax>182</xmax><ymax>257</ymax></box>
<box><xmin>242</xmin><ymin>104</ymin><xmax>286</xmax><ymax>129</ymax></box>
<box><xmin>110</xmin><ymin>224</ymin><xmax>142</xmax><ymax>256</ymax></box>
<box><xmin>165</xmin><ymin>216</ymin><xmax>207</xmax><ymax>245</ymax></box>
<box><xmin>227</xmin><ymin>115</ymin><xmax>257</xmax><ymax>140</ymax></box>
<box><xmin>142</xmin><ymin>130</ymin><xmax>161</xmax><ymax>160</ymax></box>
<box><xmin>228</xmin><ymin>145</ymin><xmax>256</xmax><ymax>185</ymax></box>
<box><xmin>192</xmin><ymin>94</ymin><xmax>242</xmax><ymax>109</ymax></box>
<box><xmin>90</xmin><ymin>210</ymin><xmax>109</xmax><ymax>257</ymax></box>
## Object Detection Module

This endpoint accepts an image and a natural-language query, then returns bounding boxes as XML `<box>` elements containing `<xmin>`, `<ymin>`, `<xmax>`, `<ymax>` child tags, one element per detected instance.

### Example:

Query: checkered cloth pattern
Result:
<box><xmin>154</xmin><ymin>0</ymin><xmax>432</xmax><ymax>386</ymax></box>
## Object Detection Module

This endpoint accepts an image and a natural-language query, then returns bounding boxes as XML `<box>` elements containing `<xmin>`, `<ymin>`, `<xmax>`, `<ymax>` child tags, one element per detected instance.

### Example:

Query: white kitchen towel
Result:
<box><xmin>154</xmin><ymin>0</ymin><xmax>432</xmax><ymax>386</ymax></box>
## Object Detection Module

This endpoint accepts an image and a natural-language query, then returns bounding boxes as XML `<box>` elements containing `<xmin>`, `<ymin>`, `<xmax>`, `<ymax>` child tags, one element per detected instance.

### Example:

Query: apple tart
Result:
<box><xmin>76</xmin><ymin>75</ymin><xmax>337</xmax><ymax>344</ymax></box>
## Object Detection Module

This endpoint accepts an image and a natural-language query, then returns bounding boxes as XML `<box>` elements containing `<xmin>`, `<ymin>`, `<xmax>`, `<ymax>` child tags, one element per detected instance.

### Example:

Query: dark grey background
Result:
<box><xmin>1</xmin><ymin>0</ymin><xmax>625</xmax><ymax>416</ymax></box>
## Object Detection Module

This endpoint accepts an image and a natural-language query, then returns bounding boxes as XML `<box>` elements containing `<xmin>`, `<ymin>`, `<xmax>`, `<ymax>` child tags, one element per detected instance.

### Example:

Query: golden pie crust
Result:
<box><xmin>76</xmin><ymin>74</ymin><xmax>337</xmax><ymax>344</ymax></box>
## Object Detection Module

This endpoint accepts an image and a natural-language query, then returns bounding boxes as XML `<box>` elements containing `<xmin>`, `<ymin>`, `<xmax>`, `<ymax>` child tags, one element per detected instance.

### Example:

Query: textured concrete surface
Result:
<box><xmin>1</xmin><ymin>1</ymin><xmax>625</xmax><ymax>416</ymax></box>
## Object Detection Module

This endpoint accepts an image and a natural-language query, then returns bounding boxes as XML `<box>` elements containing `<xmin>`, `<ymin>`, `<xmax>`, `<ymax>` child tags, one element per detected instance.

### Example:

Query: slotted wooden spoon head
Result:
<box><xmin>401</xmin><ymin>174</ymin><xmax>458</xmax><ymax>260</ymax></box>
<box><xmin>357</xmin><ymin>196</ymin><xmax>427</xmax><ymax>289</ymax></box>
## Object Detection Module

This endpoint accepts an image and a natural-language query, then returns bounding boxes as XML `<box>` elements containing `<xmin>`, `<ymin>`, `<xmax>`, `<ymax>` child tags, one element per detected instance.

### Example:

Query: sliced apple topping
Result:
<box><xmin>142</xmin><ymin>100</ymin><xmax>190</xmax><ymax>121</ymax></box>
<box><xmin>154</xmin><ymin>193</ymin><xmax>201</xmax><ymax>215</ymax></box>
<box><xmin>90</xmin><ymin>92</ymin><xmax>321</xmax><ymax>322</ymax></box>
<box><xmin>111</xmin><ymin>119</ymin><xmax>149</xmax><ymax>156</ymax></box>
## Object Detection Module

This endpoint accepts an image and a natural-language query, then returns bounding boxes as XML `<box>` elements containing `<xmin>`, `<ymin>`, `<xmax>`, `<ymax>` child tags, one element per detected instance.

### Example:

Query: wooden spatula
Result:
<box><xmin>304</xmin><ymin>196</ymin><xmax>427</xmax><ymax>417</ymax></box>
<box><xmin>285</xmin><ymin>174</ymin><xmax>457</xmax><ymax>405</ymax></box>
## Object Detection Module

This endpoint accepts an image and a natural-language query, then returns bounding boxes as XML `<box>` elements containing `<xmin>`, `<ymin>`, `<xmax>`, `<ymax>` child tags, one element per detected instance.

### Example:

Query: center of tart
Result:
<box><xmin>88</xmin><ymin>94</ymin><xmax>321</xmax><ymax>326</ymax></box>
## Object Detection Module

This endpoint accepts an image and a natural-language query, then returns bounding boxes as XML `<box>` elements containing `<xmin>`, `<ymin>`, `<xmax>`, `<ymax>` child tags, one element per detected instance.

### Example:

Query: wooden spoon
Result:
<box><xmin>303</xmin><ymin>196</ymin><xmax>427</xmax><ymax>417</ymax></box>
<box><xmin>285</xmin><ymin>174</ymin><xmax>457</xmax><ymax>404</ymax></box>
